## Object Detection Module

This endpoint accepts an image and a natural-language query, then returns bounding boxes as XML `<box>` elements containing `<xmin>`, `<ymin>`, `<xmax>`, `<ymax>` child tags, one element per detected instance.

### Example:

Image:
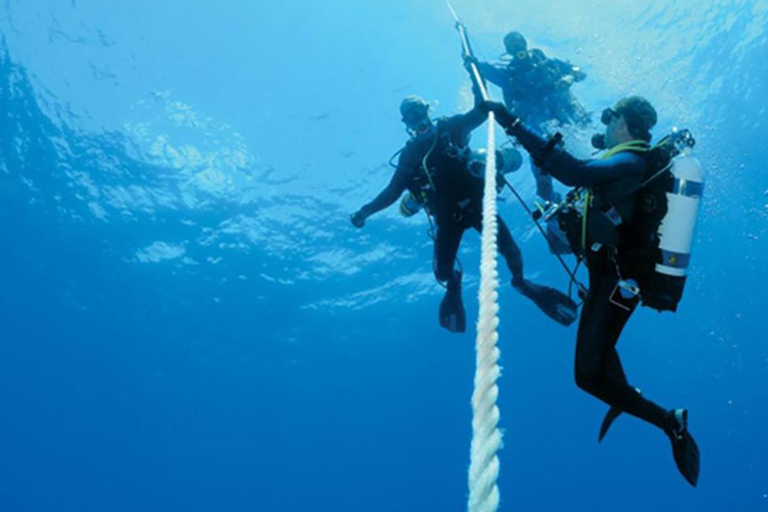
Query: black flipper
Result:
<box><xmin>598</xmin><ymin>406</ymin><xmax>622</xmax><ymax>443</ymax></box>
<box><xmin>667</xmin><ymin>410</ymin><xmax>700</xmax><ymax>487</ymax></box>
<box><xmin>513</xmin><ymin>279</ymin><xmax>578</xmax><ymax>326</ymax></box>
<box><xmin>598</xmin><ymin>389</ymin><xmax>641</xmax><ymax>443</ymax></box>
<box><xmin>439</xmin><ymin>273</ymin><xmax>466</xmax><ymax>333</ymax></box>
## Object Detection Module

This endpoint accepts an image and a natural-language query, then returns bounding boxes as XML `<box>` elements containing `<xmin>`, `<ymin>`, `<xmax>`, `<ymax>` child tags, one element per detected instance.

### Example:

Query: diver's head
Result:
<box><xmin>400</xmin><ymin>95</ymin><xmax>433</xmax><ymax>136</ymax></box>
<box><xmin>599</xmin><ymin>96</ymin><xmax>657</xmax><ymax>149</ymax></box>
<box><xmin>503</xmin><ymin>31</ymin><xmax>528</xmax><ymax>61</ymax></box>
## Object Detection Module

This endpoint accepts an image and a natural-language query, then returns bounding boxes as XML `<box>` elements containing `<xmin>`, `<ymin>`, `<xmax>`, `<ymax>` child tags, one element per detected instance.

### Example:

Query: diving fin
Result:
<box><xmin>439</xmin><ymin>272</ymin><xmax>466</xmax><ymax>333</ymax></box>
<box><xmin>667</xmin><ymin>409</ymin><xmax>700</xmax><ymax>487</ymax></box>
<box><xmin>598</xmin><ymin>388</ymin><xmax>641</xmax><ymax>443</ymax></box>
<box><xmin>513</xmin><ymin>278</ymin><xmax>578</xmax><ymax>326</ymax></box>
<box><xmin>598</xmin><ymin>406</ymin><xmax>622</xmax><ymax>443</ymax></box>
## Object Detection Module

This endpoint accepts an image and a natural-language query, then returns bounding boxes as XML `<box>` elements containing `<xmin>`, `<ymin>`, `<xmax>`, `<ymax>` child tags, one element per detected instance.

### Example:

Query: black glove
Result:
<box><xmin>350</xmin><ymin>210</ymin><xmax>366</xmax><ymax>228</ymax></box>
<box><xmin>572</xmin><ymin>66</ymin><xmax>587</xmax><ymax>82</ymax></box>
<box><xmin>463</xmin><ymin>55</ymin><xmax>479</xmax><ymax>73</ymax></box>
<box><xmin>556</xmin><ymin>76</ymin><xmax>575</xmax><ymax>90</ymax></box>
<box><xmin>478</xmin><ymin>101</ymin><xmax>519</xmax><ymax>130</ymax></box>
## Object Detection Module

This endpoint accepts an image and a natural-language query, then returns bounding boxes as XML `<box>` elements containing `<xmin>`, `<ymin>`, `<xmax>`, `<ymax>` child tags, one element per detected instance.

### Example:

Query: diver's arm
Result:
<box><xmin>572</xmin><ymin>65</ymin><xmax>587</xmax><ymax>82</ymax></box>
<box><xmin>351</xmin><ymin>155</ymin><xmax>412</xmax><ymax>227</ymax></box>
<box><xmin>356</xmin><ymin>177</ymin><xmax>406</xmax><ymax>219</ymax></box>
<box><xmin>480</xmin><ymin>101</ymin><xmax>642</xmax><ymax>187</ymax></box>
<box><xmin>510</xmin><ymin>123</ymin><xmax>644</xmax><ymax>187</ymax></box>
<box><xmin>443</xmin><ymin>107</ymin><xmax>488</xmax><ymax>142</ymax></box>
<box><xmin>550</xmin><ymin>58</ymin><xmax>587</xmax><ymax>85</ymax></box>
<box><xmin>477</xmin><ymin>62</ymin><xmax>507</xmax><ymax>87</ymax></box>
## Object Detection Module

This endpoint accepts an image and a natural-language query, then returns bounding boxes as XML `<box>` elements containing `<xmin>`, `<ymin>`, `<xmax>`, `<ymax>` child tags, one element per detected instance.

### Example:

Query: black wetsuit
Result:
<box><xmin>357</xmin><ymin>108</ymin><xmax>524</xmax><ymax>284</ymax></box>
<box><xmin>479</xmin><ymin>51</ymin><xmax>588</xmax><ymax>203</ymax></box>
<box><xmin>509</xmin><ymin>121</ymin><xmax>673</xmax><ymax>432</ymax></box>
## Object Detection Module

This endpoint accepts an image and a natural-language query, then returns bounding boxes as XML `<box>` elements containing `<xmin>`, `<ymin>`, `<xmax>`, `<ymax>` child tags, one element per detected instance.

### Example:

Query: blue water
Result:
<box><xmin>1</xmin><ymin>1</ymin><xmax>767</xmax><ymax>510</ymax></box>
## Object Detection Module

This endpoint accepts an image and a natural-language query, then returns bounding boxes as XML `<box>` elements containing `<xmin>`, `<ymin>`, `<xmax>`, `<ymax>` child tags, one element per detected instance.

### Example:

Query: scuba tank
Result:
<box><xmin>400</xmin><ymin>146</ymin><xmax>524</xmax><ymax>218</ymax></box>
<box><xmin>497</xmin><ymin>146</ymin><xmax>524</xmax><ymax>175</ymax></box>
<box><xmin>538</xmin><ymin>128</ymin><xmax>703</xmax><ymax>312</ymax></box>
<box><xmin>467</xmin><ymin>146</ymin><xmax>523</xmax><ymax>179</ymax></box>
<box><xmin>635</xmin><ymin>132</ymin><xmax>703</xmax><ymax>312</ymax></box>
<box><xmin>399</xmin><ymin>192</ymin><xmax>424</xmax><ymax>217</ymax></box>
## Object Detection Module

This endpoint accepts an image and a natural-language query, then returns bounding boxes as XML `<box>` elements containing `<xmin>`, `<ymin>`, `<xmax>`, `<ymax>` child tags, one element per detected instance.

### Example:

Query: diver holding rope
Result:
<box><xmin>481</xmin><ymin>97</ymin><xmax>703</xmax><ymax>487</ymax></box>
<box><xmin>350</xmin><ymin>84</ymin><xmax>578</xmax><ymax>333</ymax></box>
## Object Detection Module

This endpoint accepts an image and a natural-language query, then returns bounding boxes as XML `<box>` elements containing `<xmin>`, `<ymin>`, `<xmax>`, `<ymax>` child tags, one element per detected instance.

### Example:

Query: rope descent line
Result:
<box><xmin>469</xmin><ymin>111</ymin><xmax>503</xmax><ymax>512</ymax></box>
<box><xmin>447</xmin><ymin>3</ymin><xmax>502</xmax><ymax>511</ymax></box>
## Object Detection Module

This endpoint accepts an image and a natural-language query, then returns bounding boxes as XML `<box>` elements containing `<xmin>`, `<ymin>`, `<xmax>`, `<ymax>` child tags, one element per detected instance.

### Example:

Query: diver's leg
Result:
<box><xmin>434</xmin><ymin>219</ymin><xmax>467</xmax><ymax>333</ymax></box>
<box><xmin>433</xmin><ymin>219</ymin><xmax>464</xmax><ymax>283</ymax></box>
<box><xmin>604</xmin><ymin>313</ymin><xmax>631</xmax><ymax>384</ymax></box>
<box><xmin>580</xmin><ymin>271</ymin><xmax>700</xmax><ymax>485</ymax></box>
<box><xmin>574</xmin><ymin>271</ymin><xmax>670</xmax><ymax>430</ymax></box>
<box><xmin>597</xmin><ymin>330</ymin><xmax>642</xmax><ymax>442</ymax></box>
<box><xmin>495</xmin><ymin>216</ymin><xmax>524</xmax><ymax>283</ymax></box>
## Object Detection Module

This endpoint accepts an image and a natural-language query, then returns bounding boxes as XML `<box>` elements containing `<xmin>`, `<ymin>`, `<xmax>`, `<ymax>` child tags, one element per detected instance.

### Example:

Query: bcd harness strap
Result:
<box><xmin>580</xmin><ymin>140</ymin><xmax>652</xmax><ymax>255</ymax></box>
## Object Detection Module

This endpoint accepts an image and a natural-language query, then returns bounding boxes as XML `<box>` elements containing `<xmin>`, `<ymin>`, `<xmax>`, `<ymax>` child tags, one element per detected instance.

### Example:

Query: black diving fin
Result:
<box><xmin>513</xmin><ymin>278</ymin><xmax>578</xmax><ymax>326</ymax></box>
<box><xmin>598</xmin><ymin>406</ymin><xmax>622</xmax><ymax>443</ymax></box>
<box><xmin>667</xmin><ymin>409</ymin><xmax>700</xmax><ymax>487</ymax></box>
<box><xmin>598</xmin><ymin>388</ymin><xmax>642</xmax><ymax>443</ymax></box>
<box><xmin>439</xmin><ymin>272</ymin><xmax>466</xmax><ymax>333</ymax></box>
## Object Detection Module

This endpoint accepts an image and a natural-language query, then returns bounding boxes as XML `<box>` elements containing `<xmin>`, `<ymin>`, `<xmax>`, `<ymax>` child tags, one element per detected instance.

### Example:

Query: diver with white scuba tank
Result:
<box><xmin>481</xmin><ymin>96</ymin><xmax>704</xmax><ymax>487</ymax></box>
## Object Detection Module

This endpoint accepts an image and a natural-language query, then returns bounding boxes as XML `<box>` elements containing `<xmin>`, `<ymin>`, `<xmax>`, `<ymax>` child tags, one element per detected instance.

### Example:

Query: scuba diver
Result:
<box><xmin>473</xmin><ymin>31</ymin><xmax>589</xmax><ymax>203</ymax></box>
<box><xmin>350</xmin><ymin>94</ymin><xmax>578</xmax><ymax>333</ymax></box>
<box><xmin>480</xmin><ymin>96</ymin><xmax>702</xmax><ymax>487</ymax></box>
<box><xmin>478</xmin><ymin>31</ymin><xmax>588</xmax><ymax>128</ymax></box>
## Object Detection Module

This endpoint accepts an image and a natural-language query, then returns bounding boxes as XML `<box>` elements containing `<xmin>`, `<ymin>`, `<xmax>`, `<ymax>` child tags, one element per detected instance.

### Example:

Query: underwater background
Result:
<box><xmin>0</xmin><ymin>1</ymin><xmax>766</xmax><ymax>510</ymax></box>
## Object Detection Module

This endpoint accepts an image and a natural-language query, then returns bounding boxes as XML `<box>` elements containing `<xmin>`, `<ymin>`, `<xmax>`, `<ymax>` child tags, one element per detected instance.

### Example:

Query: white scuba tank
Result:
<box><xmin>655</xmin><ymin>149</ymin><xmax>704</xmax><ymax>279</ymax></box>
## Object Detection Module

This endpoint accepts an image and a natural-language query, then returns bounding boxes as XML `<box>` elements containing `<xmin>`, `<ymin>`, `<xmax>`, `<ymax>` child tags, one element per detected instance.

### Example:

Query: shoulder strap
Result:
<box><xmin>601</xmin><ymin>140</ymin><xmax>650</xmax><ymax>160</ymax></box>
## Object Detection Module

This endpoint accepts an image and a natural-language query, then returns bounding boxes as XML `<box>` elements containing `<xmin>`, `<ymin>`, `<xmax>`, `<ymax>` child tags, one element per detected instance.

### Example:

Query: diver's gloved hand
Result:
<box><xmin>463</xmin><ymin>55</ymin><xmax>479</xmax><ymax>72</ymax></box>
<box><xmin>350</xmin><ymin>210</ymin><xmax>366</xmax><ymax>228</ymax></box>
<box><xmin>556</xmin><ymin>75</ymin><xmax>575</xmax><ymax>90</ymax></box>
<box><xmin>572</xmin><ymin>66</ymin><xmax>587</xmax><ymax>82</ymax></box>
<box><xmin>478</xmin><ymin>101</ymin><xmax>519</xmax><ymax>130</ymax></box>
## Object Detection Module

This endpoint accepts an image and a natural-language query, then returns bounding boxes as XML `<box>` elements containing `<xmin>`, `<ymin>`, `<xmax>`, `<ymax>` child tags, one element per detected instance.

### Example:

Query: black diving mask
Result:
<box><xmin>404</xmin><ymin>115</ymin><xmax>432</xmax><ymax>136</ymax></box>
<box><xmin>601</xmin><ymin>107</ymin><xmax>619</xmax><ymax>126</ymax></box>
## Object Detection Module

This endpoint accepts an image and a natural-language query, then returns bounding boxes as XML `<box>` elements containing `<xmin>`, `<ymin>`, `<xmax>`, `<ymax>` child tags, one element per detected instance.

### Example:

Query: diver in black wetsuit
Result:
<box><xmin>350</xmin><ymin>94</ymin><xmax>577</xmax><ymax>333</ymax></box>
<box><xmin>474</xmin><ymin>32</ymin><xmax>589</xmax><ymax>204</ymax></box>
<box><xmin>481</xmin><ymin>97</ymin><xmax>701</xmax><ymax>487</ymax></box>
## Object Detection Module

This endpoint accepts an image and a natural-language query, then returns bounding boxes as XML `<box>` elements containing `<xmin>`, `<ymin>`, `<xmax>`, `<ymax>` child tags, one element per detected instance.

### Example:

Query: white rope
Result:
<box><xmin>467</xmin><ymin>111</ymin><xmax>503</xmax><ymax>512</ymax></box>
<box><xmin>445</xmin><ymin>6</ymin><xmax>504</xmax><ymax>505</ymax></box>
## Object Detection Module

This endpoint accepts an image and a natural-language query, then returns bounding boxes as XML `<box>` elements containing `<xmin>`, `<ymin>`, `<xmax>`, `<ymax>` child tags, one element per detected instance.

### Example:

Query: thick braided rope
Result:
<box><xmin>467</xmin><ymin>112</ymin><xmax>502</xmax><ymax>512</ymax></box>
